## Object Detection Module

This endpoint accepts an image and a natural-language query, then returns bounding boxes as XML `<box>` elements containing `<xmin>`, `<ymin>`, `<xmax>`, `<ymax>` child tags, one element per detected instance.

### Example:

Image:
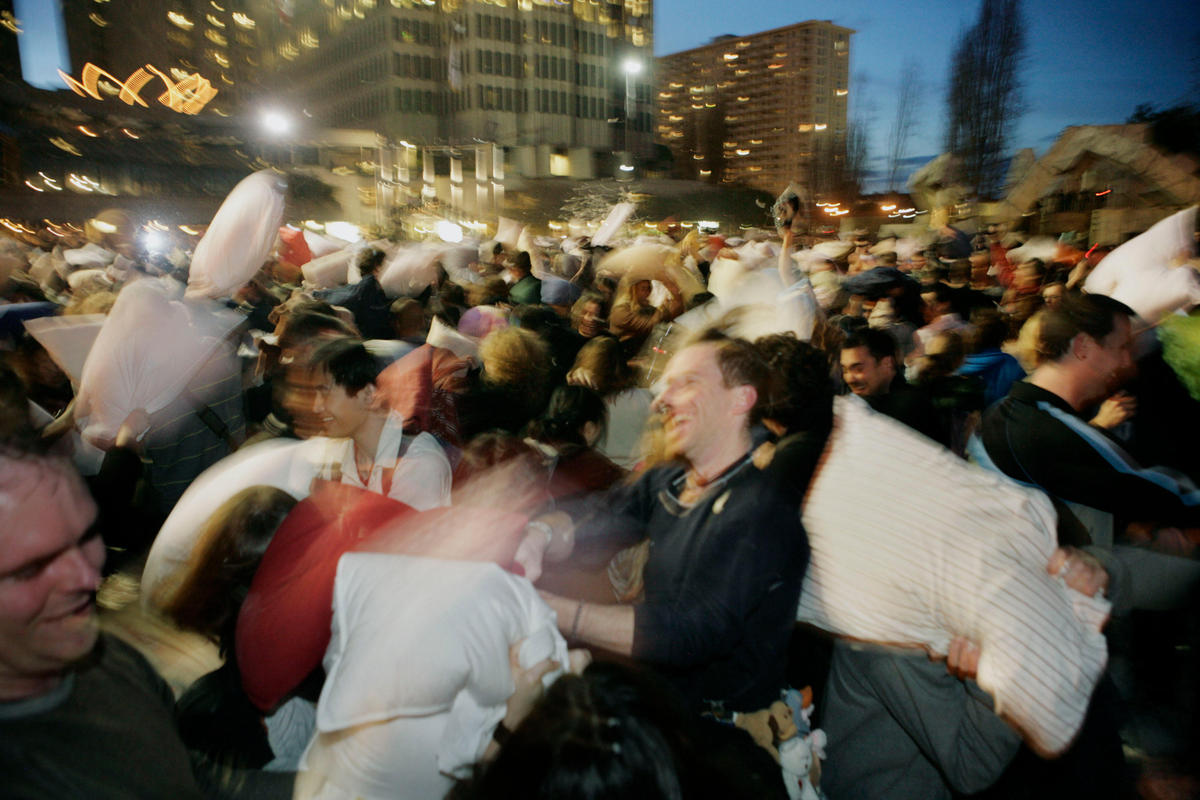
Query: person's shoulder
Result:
<box><xmin>406</xmin><ymin>430</ymin><xmax>452</xmax><ymax>462</ymax></box>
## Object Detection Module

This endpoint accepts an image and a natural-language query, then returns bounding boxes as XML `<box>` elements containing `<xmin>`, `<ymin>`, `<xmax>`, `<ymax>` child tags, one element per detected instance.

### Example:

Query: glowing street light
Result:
<box><xmin>260</xmin><ymin>109</ymin><xmax>292</xmax><ymax>137</ymax></box>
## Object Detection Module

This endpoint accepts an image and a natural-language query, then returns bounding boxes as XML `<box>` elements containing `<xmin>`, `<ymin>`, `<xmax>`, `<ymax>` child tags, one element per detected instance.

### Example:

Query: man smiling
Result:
<box><xmin>521</xmin><ymin>331</ymin><xmax>808</xmax><ymax>717</ymax></box>
<box><xmin>306</xmin><ymin>337</ymin><xmax>451</xmax><ymax>511</ymax></box>
<box><xmin>0</xmin><ymin>452</ymin><xmax>291</xmax><ymax>797</ymax></box>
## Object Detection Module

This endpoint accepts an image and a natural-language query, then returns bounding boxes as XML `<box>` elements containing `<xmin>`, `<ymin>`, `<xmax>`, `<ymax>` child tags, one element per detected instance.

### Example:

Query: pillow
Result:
<box><xmin>141</xmin><ymin>437</ymin><xmax>327</xmax><ymax>605</ymax></box>
<box><xmin>301</xmin><ymin>248</ymin><xmax>356</xmax><ymax>289</ymax></box>
<box><xmin>237</xmin><ymin>483</ymin><xmax>532</xmax><ymax>712</ymax></box>
<box><xmin>318</xmin><ymin>553</ymin><xmax>566</xmax><ymax>775</ymax></box>
<box><xmin>426</xmin><ymin>315</ymin><xmax>479</xmax><ymax>361</ymax></box>
<box><xmin>797</xmin><ymin>396</ymin><xmax>1109</xmax><ymax>755</ymax></box>
<box><xmin>378</xmin><ymin>244</ymin><xmax>441</xmax><ymax>298</ymax></box>
<box><xmin>186</xmin><ymin>170</ymin><xmax>286</xmax><ymax>299</ymax></box>
<box><xmin>1084</xmin><ymin>206</ymin><xmax>1199</xmax><ymax>319</ymax></box>
<box><xmin>74</xmin><ymin>278</ymin><xmax>243</xmax><ymax>445</ymax></box>
<box><xmin>237</xmin><ymin>484</ymin><xmax>417</xmax><ymax>712</ymax></box>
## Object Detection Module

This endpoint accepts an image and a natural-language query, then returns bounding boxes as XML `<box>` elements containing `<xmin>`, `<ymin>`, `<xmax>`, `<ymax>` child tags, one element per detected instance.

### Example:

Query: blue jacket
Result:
<box><xmin>958</xmin><ymin>349</ymin><xmax>1025</xmax><ymax>407</ymax></box>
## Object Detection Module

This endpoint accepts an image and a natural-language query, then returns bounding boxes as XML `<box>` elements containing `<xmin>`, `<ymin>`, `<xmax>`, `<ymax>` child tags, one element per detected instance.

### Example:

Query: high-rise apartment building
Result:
<box><xmin>255</xmin><ymin>0</ymin><xmax>654</xmax><ymax>175</ymax></box>
<box><xmin>655</xmin><ymin>20</ymin><xmax>852</xmax><ymax>197</ymax></box>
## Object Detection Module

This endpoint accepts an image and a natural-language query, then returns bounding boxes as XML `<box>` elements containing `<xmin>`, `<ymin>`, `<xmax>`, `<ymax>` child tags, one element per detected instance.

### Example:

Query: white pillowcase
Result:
<box><xmin>186</xmin><ymin>170</ymin><xmax>286</xmax><ymax>300</ymax></box>
<box><xmin>307</xmin><ymin>553</ymin><xmax>566</xmax><ymax>794</ymax></box>
<box><xmin>798</xmin><ymin>396</ymin><xmax>1110</xmax><ymax>755</ymax></box>
<box><xmin>1085</xmin><ymin>205</ymin><xmax>1200</xmax><ymax>320</ymax></box>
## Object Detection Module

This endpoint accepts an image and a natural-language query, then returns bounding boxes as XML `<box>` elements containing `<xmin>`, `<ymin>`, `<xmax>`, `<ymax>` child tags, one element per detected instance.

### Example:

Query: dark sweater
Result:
<box><xmin>574</xmin><ymin>457</ymin><xmax>808</xmax><ymax>713</ymax></box>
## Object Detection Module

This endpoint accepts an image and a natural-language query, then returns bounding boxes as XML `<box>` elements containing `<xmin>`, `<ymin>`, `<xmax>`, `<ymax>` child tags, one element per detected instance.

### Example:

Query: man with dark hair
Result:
<box><xmin>978</xmin><ymin>292</ymin><xmax>1200</xmax><ymax>538</ymax></box>
<box><xmin>315</xmin><ymin>248</ymin><xmax>393</xmax><ymax>339</ymax></box>
<box><xmin>307</xmin><ymin>337</ymin><xmax>451</xmax><ymax>511</ymax></box>
<box><xmin>517</xmin><ymin>332</ymin><xmax>808</xmax><ymax>722</ymax></box>
<box><xmin>840</xmin><ymin>328</ymin><xmax>946</xmax><ymax>445</ymax></box>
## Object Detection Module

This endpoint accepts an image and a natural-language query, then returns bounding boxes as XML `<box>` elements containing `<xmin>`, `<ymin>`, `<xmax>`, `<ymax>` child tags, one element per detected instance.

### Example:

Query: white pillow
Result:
<box><xmin>378</xmin><ymin>245</ymin><xmax>441</xmax><ymax>298</ymax></box>
<box><xmin>426</xmin><ymin>316</ymin><xmax>478</xmax><ymax>361</ymax></box>
<box><xmin>142</xmin><ymin>437</ymin><xmax>329</xmax><ymax>605</ymax></box>
<box><xmin>320</xmin><ymin>553</ymin><xmax>565</xmax><ymax>729</ymax></box>
<box><xmin>798</xmin><ymin>396</ymin><xmax>1110</xmax><ymax>755</ymax></box>
<box><xmin>1085</xmin><ymin>206</ymin><xmax>1199</xmax><ymax>319</ymax></box>
<box><xmin>74</xmin><ymin>278</ymin><xmax>243</xmax><ymax>445</ymax></box>
<box><xmin>302</xmin><ymin>249</ymin><xmax>356</xmax><ymax>289</ymax></box>
<box><xmin>186</xmin><ymin>170</ymin><xmax>286</xmax><ymax>300</ymax></box>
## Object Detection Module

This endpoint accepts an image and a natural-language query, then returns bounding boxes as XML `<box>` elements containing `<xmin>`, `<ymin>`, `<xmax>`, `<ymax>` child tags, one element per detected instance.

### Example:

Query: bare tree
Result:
<box><xmin>944</xmin><ymin>0</ymin><xmax>1026</xmax><ymax>198</ymax></box>
<box><xmin>886</xmin><ymin>59</ymin><xmax>922</xmax><ymax>191</ymax></box>
<box><xmin>843</xmin><ymin>118</ymin><xmax>870</xmax><ymax>197</ymax></box>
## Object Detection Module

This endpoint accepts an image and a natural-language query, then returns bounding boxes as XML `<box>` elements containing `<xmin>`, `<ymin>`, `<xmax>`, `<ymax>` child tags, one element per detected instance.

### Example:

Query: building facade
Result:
<box><xmin>655</xmin><ymin>20</ymin><xmax>852</xmax><ymax>196</ymax></box>
<box><xmin>254</xmin><ymin>0</ymin><xmax>654</xmax><ymax>176</ymax></box>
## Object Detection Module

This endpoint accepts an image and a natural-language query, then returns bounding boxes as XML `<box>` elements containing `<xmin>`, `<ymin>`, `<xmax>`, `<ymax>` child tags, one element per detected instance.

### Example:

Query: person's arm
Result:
<box><xmin>1009</xmin><ymin>403</ymin><xmax>1200</xmax><ymax>527</ymax></box>
<box><xmin>777</xmin><ymin>229</ymin><xmax>796</xmax><ymax>286</ymax></box>
<box><xmin>538</xmin><ymin>592</ymin><xmax>636</xmax><ymax>655</ymax></box>
<box><xmin>608</xmin><ymin>303</ymin><xmax>658</xmax><ymax>339</ymax></box>
<box><xmin>514</xmin><ymin>472</ymin><xmax>655</xmax><ymax>581</ymax></box>
<box><xmin>659</xmin><ymin>277</ymin><xmax>685</xmax><ymax>319</ymax></box>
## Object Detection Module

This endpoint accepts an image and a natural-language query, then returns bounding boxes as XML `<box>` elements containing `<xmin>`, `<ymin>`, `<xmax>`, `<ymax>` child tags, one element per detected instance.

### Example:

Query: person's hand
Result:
<box><xmin>567</xmin><ymin>648</ymin><xmax>593</xmax><ymax>675</ymax></box>
<box><xmin>1090</xmin><ymin>391</ymin><xmax>1136</xmax><ymax>429</ymax></box>
<box><xmin>114</xmin><ymin>408</ymin><xmax>151</xmax><ymax>451</ymax></box>
<box><xmin>945</xmin><ymin>636</ymin><xmax>981</xmax><ymax>680</ymax></box>
<box><xmin>1047</xmin><ymin>546</ymin><xmax>1108</xmax><ymax>598</ymax></box>
<box><xmin>514</xmin><ymin>524</ymin><xmax>550</xmax><ymax>584</ymax></box>
<box><xmin>503</xmin><ymin>642</ymin><xmax>557</xmax><ymax>731</ymax></box>
<box><xmin>40</xmin><ymin>399</ymin><xmax>76</xmax><ymax>442</ymax></box>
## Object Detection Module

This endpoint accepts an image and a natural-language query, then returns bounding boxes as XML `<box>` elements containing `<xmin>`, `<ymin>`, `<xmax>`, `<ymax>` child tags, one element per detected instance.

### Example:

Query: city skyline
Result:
<box><xmin>653</xmin><ymin>0</ymin><xmax>1199</xmax><ymax>191</ymax></box>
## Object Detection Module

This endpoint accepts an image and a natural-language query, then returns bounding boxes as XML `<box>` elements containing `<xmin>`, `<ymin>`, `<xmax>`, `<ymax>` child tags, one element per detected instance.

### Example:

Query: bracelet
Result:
<box><xmin>492</xmin><ymin>720</ymin><xmax>512</xmax><ymax>746</ymax></box>
<box><xmin>570</xmin><ymin>601</ymin><xmax>585</xmax><ymax>640</ymax></box>
<box><xmin>527</xmin><ymin>520</ymin><xmax>554</xmax><ymax>549</ymax></box>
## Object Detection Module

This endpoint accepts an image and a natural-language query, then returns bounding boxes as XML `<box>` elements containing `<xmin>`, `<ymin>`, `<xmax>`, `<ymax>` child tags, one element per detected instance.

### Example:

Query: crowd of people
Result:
<box><xmin>1</xmin><ymin>182</ymin><xmax>1199</xmax><ymax>799</ymax></box>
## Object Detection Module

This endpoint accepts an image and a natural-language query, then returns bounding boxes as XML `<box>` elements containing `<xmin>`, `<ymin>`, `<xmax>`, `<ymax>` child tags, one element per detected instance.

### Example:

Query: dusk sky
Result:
<box><xmin>653</xmin><ymin>0</ymin><xmax>1200</xmax><ymax>190</ymax></box>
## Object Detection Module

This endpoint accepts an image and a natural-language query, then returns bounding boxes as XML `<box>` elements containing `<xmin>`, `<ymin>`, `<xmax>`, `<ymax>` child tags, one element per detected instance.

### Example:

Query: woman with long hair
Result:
<box><xmin>567</xmin><ymin>337</ymin><xmax>654</xmax><ymax>470</ymax></box>
<box><xmin>156</xmin><ymin>486</ymin><xmax>301</xmax><ymax>770</ymax></box>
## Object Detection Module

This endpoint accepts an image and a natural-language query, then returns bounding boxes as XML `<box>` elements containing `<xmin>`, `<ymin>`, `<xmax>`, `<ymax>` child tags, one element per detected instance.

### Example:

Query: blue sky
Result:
<box><xmin>653</xmin><ymin>0</ymin><xmax>1200</xmax><ymax>190</ymax></box>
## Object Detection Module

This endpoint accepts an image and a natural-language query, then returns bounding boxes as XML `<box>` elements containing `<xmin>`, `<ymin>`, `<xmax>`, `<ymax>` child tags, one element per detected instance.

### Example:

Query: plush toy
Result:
<box><xmin>779</xmin><ymin>729</ymin><xmax>827</xmax><ymax>800</ymax></box>
<box><xmin>734</xmin><ymin>699</ymin><xmax>796</xmax><ymax>761</ymax></box>
<box><xmin>734</xmin><ymin>687</ymin><xmax>827</xmax><ymax>798</ymax></box>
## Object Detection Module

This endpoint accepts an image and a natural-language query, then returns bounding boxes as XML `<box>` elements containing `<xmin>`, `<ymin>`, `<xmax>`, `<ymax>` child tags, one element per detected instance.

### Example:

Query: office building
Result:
<box><xmin>655</xmin><ymin>20</ymin><xmax>852</xmax><ymax>196</ymax></box>
<box><xmin>254</xmin><ymin>0</ymin><xmax>654</xmax><ymax>178</ymax></box>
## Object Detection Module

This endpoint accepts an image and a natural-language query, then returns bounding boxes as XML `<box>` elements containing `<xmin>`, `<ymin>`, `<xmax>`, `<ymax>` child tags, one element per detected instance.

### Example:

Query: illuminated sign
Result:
<box><xmin>57</xmin><ymin>62</ymin><xmax>218</xmax><ymax>114</ymax></box>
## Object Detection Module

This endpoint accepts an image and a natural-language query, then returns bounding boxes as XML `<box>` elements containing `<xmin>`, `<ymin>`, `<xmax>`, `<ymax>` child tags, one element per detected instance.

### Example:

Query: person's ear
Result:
<box><xmin>732</xmin><ymin>385</ymin><xmax>758</xmax><ymax>416</ymax></box>
<box><xmin>358</xmin><ymin>383</ymin><xmax>379</xmax><ymax>409</ymax></box>
<box><xmin>582</xmin><ymin>421</ymin><xmax>600</xmax><ymax>446</ymax></box>
<box><xmin>1070</xmin><ymin>333</ymin><xmax>1091</xmax><ymax>361</ymax></box>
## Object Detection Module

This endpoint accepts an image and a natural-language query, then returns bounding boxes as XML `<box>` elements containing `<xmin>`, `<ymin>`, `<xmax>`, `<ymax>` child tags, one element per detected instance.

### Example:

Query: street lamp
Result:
<box><xmin>260</xmin><ymin>109</ymin><xmax>292</xmax><ymax>137</ymax></box>
<box><xmin>621</xmin><ymin>57</ymin><xmax>642</xmax><ymax>160</ymax></box>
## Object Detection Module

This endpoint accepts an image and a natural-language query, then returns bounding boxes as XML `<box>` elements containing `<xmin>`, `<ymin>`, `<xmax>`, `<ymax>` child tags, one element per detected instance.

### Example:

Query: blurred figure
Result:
<box><xmin>571</xmin><ymin>292</ymin><xmax>610</xmax><ymax>340</ymax></box>
<box><xmin>454</xmin><ymin>662</ymin><xmax>780</xmax><ymax>800</ymax></box>
<box><xmin>506</xmin><ymin>251</ymin><xmax>542</xmax><ymax>306</ymax></box>
<box><xmin>157</xmin><ymin>487</ymin><xmax>305</xmax><ymax>770</ymax></box>
<box><xmin>608</xmin><ymin>275</ymin><xmax>684</xmax><ymax>359</ymax></box>
<box><xmin>958</xmin><ymin>309</ymin><xmax>1025</xmax><ymax>407</ymax></box>
<box><xmin>524</xmin><ymin>385</ymin><xmax>624</xmax><ymax>502</ymax></box>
